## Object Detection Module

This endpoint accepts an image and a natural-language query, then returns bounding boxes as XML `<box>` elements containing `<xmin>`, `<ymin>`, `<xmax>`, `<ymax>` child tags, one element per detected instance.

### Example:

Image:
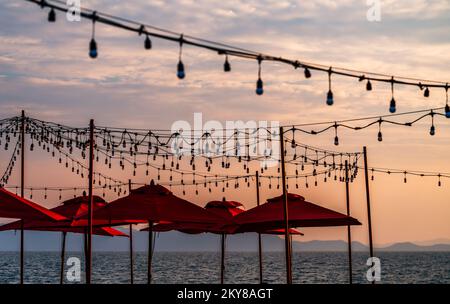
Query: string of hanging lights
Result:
<box><xmin>4</xmin><ymin>182</ymin><xmax>130</xmax><ymax>200</ymax></box>
<box><xmin>23</xmin><ymin>115</ymin><xmax>362</xmax><ymax>167</ymax></box>
<box><xmin>285</xmin><ymin>108</ymin><xmax>449</xmax><ymax>145</ymax></box>
<box><xmin>363</xmin><ymin>166</ymin><xmax>450</xmax><ymax>187</ymax></box>
<box><xmin>23</xmin><ymin>125</ymin><xmax>127</xmax><ymax>189</ymax></box>
<box><xmin>6</xmin><ymin>160</ymin><xmax>448</xmax><ymax>202</ymax></box>
<box><xmin>20</xmin><ymin>0</ymin><xmax>450</xmax><ymax>113</ymax></box>
<box><xmin>0</xmin><ymin>138</ymin><xmax>20</xmax><ymax>187</ymax></box>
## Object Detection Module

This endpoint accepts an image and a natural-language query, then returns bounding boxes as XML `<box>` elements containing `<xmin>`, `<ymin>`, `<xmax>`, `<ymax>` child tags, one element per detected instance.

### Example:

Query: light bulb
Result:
<box><xmin>177</xmin><ymin>60</ymin><xmax>185</xmax><ymax>79</ymax></box>
<box><xmin>424</xmin><ymin>87</ymin><xmax>430</xmax><ymax>97</ymax></box>
<box><xmin>366</xmin><ymin>80</ymin><xmax>372</xmax><ymax>91</ymax></box>
<box><xmin>445</xmin><ymin>104</ymin><xmax>450</xmax><ymax>118</ymax></box>
<box><xmin>224</xmin><ymin>57</ymin><xmax>231</xmax><ymax>72</ymax></box>
<box><xmin>291</xmin><ymin>139</ymin><xmax>296</xmax><ymax>149</ymax></box>
<box><xmin>144</xmin><ymin>35</ymin><xmax>152</xmax><ymax>50</ymax></box>
<box><xmin>304</xmin><ymin>68</ymin><xmax>311</xmax><ymax>78</ymax></box>
<box><xmin>48</xmin><ymin>8</ymin><xmax>56</xmax><ymax>22</ymax></box>
<box><xmin>430</xmin><ymin>125</ymin><xmax>435</xmax><ymax>136</ymax></box>
<box><xmin>326</xmin><ymin>90</ymin><xmax>334</xmax><ymax>106</ymax></box>
<box><xmin>89</xmin><ymin>38</ymin><xmax>98</xmax><ymax>59</ymax></box>
<box><xmin>334</xmin><ymin>136</ymin><xmax>339</xmax><ymax>146</ymax></box>
<box><xmin>377</xmin><ymin>131</ymin><xmax>383</xmax><ymax>142</ymax></box>
<box><xmin>256</xmin><ymin>78</ymin><xmax>263</xmax><ymax>95</ymax></box>
<box><xmin>389</xmin><ymin>97</ymin><xmax>396</xmax><ymax>113</ymax></box>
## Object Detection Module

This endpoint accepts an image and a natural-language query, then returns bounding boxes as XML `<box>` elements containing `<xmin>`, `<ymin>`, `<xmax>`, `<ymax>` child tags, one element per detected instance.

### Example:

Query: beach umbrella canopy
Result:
<box><xmin>0</xmin><ymin>195</ymin><xmax>127</xmax><ymax>237</ymax></box>
<box><xmin>144</xmin><ymin>199</ymin><xmax>302</xmax><ymax>284</ymax></box>
<box><xmin>76</xmin><ymin>182</ymin><xmax>226</xmax><ymax>225</ymax></box>
<box><xmin>146</xmin><ymin>199</ymin><xmax>303</xmax><ymax>235</ymax></box>
<box><xmin>0</xmin><ymin>188</ymin><xmax>66</xmax><ymax>222</ymax></box>
<box><xmin>232</xmin><ymin>193</ymin><xmax>361</xmax><ymax>233</ymax></box>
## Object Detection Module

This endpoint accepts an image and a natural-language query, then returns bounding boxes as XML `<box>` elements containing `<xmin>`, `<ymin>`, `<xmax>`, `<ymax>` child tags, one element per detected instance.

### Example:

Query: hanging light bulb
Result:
<box><xmin>326</xmin><ymin>68</ymin><xmax>334</xmax><ymax>106</ymax></box>
<box><xmin>255</xmin><ymin>57</ymin><xmax>263</xmax><ymax>95</ymax></box>
<box><xmin>144</xmin><ymin>35</ymin><xmax>152</xmax><ymax>50</ymax></box>
<box><xmin>377</xmin><ymin>120</ymin><xmax>383</xmax><ymax>142</ymax></box>
<box><xmin>333</xmin><ymin>123</ymin><xmax>339</xmax><ymax>146</ymax></box>
<box><xmin>304</xmin><ymin>67</ymin><xmax>311</xmax><ymax>79</ymax></box>
<box><xmin>256</xmin><ymin>78</ymin><xmax>263</xmax><ymax>95</ymax></box>
<box><xmin>224</xmin><ymin>55</ymin><xmax>231</xmax><ymax>72</ymax></box>
<box><xmin>89</xmin><ymin>13</ymin><xmax>98</xmax><ymax>59</ymax></box>
<box><xmin>138</xmin><ymin>25</ymin><xmax>152</xmax><ymax>50</ymax></box>
<box><xmin>389</xmin><ymin>97</ymin><xmax>396</xmax><ymax>113</ymax></box>
<box><xmin>89</xmin><ymin>39</ymin><xmax>97</xmax><ymax>59</ymax></box>
<box><xmin>389</xmin><ymin>78</ymin><xmax>396</xmax><ymax>113</ymax></box>
<box><xmin>177</xmin><ymin>35</ymin><xmax>185</xmax><ymax>79</ymax></box>
<box><xmin>48</xmin><ymin>8</ymin><xmax>56</xmax><ymax>22</ymax></box>
<box><xmin>366</xmin><ymin>80</ymin><xmax>372</xmax><ymax>91</ymax></box>
<box><xmin>177</xmin><ymin>61</ymin><xmax>185</xmax><ymax>79</ymax></box>
<box><xmin>424</xmin><ymin>87</ymin><xmax>430</xmax><ymax>97</ymax></box>
<box><xmin>430</xmin><ymin>111</ymin><xmax>435</xmax><ymax>136</ymax></box>
<box><xmin>430</xmin><ymin>125</ymin><xmax>435</xmax><ymax>136</ymax></box>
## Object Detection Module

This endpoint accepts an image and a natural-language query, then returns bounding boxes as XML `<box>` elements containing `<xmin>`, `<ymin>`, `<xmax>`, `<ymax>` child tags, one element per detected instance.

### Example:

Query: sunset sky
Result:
<box><xmin>0</xmin><ymin>0</ymin><xmax>449</xmax><ymax>247</ymax></box>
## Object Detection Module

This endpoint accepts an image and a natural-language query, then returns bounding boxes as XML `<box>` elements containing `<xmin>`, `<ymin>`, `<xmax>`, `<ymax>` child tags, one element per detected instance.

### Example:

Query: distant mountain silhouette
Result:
<box><xmin>0</xmin><ymin>230</ymin><xmax>449</xmax><ymax>252</ymax></box>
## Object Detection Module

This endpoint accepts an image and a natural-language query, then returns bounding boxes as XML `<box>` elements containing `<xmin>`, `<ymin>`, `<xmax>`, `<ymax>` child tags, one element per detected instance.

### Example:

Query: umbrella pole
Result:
<box><xmin>86</xmin><ymin>119</ymin><xmax>95</xmax><ymax>284</ymax></box>
<box><xmin>84</xmin><ymin>231</ymin><xmax>88</xmax><ymax>282</ymax></box>
<box><xmin>20</xmin><ymin>110</ymin><xmax>25</xmax><ymax>285</ymax></box>
<box><xmin>128</xmin><ymin>180</ymin><xmax>134</xmax><ymax>284</ymax></box>
<box><xmin>363</xmin><ymin>146</ymin><xmax>375</xmax><ymax>284</ymax></box>
<box><xmin>20</xmin><ymin>220</ymin><xmax>24</xmax><ymax>284</ymax></box>
<box><xmin>60</xmin><ymin>232</ymin><xmax>67</xmax><ymax>284</ymax></box>
<box><xmin>255</xmin><ymin>171</ymin><xmax>263</xmax><ymax>284</ymax></box>
<box><xmin>279</xmin><ymin>126</ymin><xmax>293</xmax><ymax>284</ymax></box>
<box><xmin>220</xmin><ymin>234</ymin><xmax>225</xmax><ymax>284</ymax></box>
<box><xmin>147</xmin><ymin>221</ymin><xmax>153</xmax><ymax>284</ymax></box>
<box><xmin>344</xmin><ymin>161</ymin><xmax>353</xmax><ymax>284</ymax></box>
<box><xmin>129</xmin><ymin>224</ymin><xmax>134</xmax><ymax>284</ymax></box>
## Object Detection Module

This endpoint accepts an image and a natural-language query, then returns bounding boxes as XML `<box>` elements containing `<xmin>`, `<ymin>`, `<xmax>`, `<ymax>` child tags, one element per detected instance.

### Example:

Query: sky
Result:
<box><xmin>0</xmin><ymin>0</ymin><xmax>449</xmax><ymax>247</ymax></box>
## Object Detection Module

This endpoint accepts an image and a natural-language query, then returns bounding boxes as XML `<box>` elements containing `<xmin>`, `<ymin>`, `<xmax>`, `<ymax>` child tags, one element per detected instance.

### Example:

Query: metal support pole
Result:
<box><xmin>83</xmin><ymin>231</ymin><xmax>88</xmax><ymax>282</ymax></box>
<box><xmin>86</xmin><ymin>119</ymin><xmax>94</xmax><ymax>284</ymax></box>
<box><xmin>129</xmin><ymin>179</ymin><xmax>134</xmax><ymax>284</ymax></box>
<box><xmin>363</xmin><ymin>146</ymin><xmax>375</xmax><ymax>284</ymax></box>
<box><xmin>279</xmin><ymin>127</ymin><xmax>292</xmax><ymax>284</ymax></box>
<box><xmin>220</xmin><ymin>234</ymin><xmax>225</xmax><ymax>284</ymax></box>
<box><xmin>344</xmin><ymin>160</ymin><xmax>353</xmax><ymax>284</ymax></box>
<box><xmin>60</xmin><ymin>232</ymin><xmax>67</xmax><ymax>284</ymax></box>
<box><xmin>20</xmin><ymin>220</ymin><xmax>24</xmax><ymax>284</ymax></box>
<box><xmin>255</xmin><ymin>171</ymin><xmax>263</xmax><ymax>284</ymax></box>
<box><xmin>147</xmin><ymin>220</ymin><xmax>153</xmax><ymax>284</ymax></box>
<box><xmin>20</xmin><ymin>110</ymin><xmax>25</xmax><ymax>285</ymax></box>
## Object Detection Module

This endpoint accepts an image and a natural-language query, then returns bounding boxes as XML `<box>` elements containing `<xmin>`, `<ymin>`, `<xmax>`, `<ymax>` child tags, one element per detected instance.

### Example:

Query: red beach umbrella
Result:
<box><xmin>0</xmin><ymin>187</ymin><xmax>67</xmax><ymax>284</ymax></box>
<box><xmin>146</xmin><ymin>199</ymin><xmax>303</xmax><ymax>283</ymax></box>
<box><xmin>77</xmin><ymin>181</ymin><xmax>226</xmax><ymax>284</ymax></box>
<box><xmin>75</xmin><ymin>182</ymin><xmax>224</xmax><ymax>225</ymax></box>
<box><xmin>230</xmin><ymin>193</ymin><xmax>361</xmax><ymax>284</ymax></box>
<box><xmin>233</xmin><ymin>193</ymin><xmax>361</xmax><ymax>232</ymax></box>
<box><xmin>0</xmin><ymin>194</ymin><xmax>127</xmax><ymax>284</ymax></box>
<box><xmin>0</xmin><ymin>188</ymin><xmax>66</xmax><ymax>221</ymax></box>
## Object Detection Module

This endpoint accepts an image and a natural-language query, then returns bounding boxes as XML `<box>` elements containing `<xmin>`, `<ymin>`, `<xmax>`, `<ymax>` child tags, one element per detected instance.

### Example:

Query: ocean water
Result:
<box><xmin>0</xmin><ymin>252</ymin><xmax>448</xmax><ymax>284</ymax></box>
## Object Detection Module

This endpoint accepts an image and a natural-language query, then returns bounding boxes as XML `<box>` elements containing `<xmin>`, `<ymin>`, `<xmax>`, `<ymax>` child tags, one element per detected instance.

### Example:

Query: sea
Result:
<box><xmin>0</xmin><ymin>252</ymin><xmax>448</xmax><ymax>284</ymax></box>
